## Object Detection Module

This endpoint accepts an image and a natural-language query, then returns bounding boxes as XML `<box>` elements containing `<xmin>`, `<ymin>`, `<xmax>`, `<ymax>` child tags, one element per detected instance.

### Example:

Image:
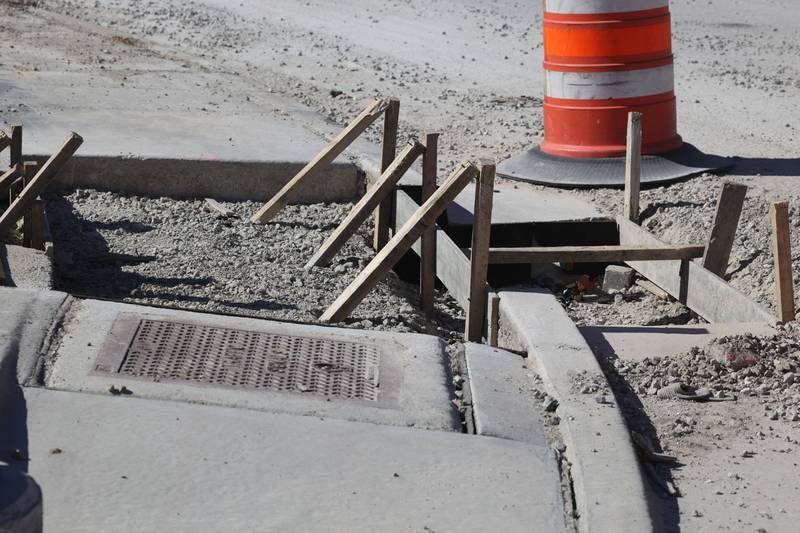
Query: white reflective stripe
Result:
<box><xmin>545</xmin><ymin>64</ymin><xmax>674</xmax><ymax>99</ymax></box>
<box><xmin>545</xmin><ymin>0</ymin><xmax>668</xmax><ymax>14</ymax></box>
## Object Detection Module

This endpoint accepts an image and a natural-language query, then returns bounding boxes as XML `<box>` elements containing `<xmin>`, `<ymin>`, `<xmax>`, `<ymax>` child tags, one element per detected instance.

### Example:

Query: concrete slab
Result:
<box><xmin>464</xmin><ymin>342</ymin><xmax>549</xmax><ymax>446</ymax></box>
<box><xmin>23</xmin><ymin>387</ymin><xmax>568</xmax><ymax>533</ymax></box>
<box><xmin>580</xmin><ymin>322</ymin><xmax>777</xmax><ymax>362</ymax></box>
<box><xmin>1</xmin><ymin>245</ymin><xmax>53</xmax><ymax>290</ymax></box>
<box><xmin>6</xmin><ymin>63</ymin><xmax>360</xmax><ymax>203</ymax></box>
<box><xmin>447</xmin><ymin>181</ymin><xmax>604</xmax><ymax>226</ymax></box>
<box><xmin>497</xmin><ymin>288</ymin><xmax>653</xmax><ymax>533</ymax></box>
<box><xmin>46</xmin><ymin>297</ymin><xmax>460</xmax><ymax>431</ymax></box>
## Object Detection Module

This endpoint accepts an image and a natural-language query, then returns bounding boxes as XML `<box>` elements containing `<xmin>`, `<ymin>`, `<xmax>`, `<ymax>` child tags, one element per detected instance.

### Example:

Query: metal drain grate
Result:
<box><xmin>114</xmin><ymin>319</ymin><xmax>380</xmax><ymax>400</ymax></box>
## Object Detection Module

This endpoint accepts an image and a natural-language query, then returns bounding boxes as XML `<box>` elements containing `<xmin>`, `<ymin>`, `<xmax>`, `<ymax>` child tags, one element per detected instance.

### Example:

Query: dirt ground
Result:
<box><xmin>2</xmin><ymin>1</ymin><xmax>799</xmax><ymax>531</ymax></box>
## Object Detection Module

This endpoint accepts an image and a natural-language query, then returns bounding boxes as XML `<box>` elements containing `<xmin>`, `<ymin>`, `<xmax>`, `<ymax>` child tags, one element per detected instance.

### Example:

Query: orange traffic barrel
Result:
<box><xmin>541</xmin><ymin>0</ymin><xmax>683</xmax><ymax>158</ymax></box>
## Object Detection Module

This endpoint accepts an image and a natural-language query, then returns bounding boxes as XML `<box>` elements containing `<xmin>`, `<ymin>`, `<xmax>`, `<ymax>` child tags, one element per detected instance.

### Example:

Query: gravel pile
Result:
<box><xmin>46</xmin><ymin>189</ymin><xmax>465</xmax><ymax>339</ymax></box>
<box><xmin>588</xmin><ymin>325</ymin><xmax>800</xmax><ymax>425</ymax></box>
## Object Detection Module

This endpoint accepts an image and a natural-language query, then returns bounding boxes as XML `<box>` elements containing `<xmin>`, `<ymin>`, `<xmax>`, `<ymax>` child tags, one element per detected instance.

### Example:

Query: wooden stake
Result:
<box><xmin>770</xmin><ymin>201</ymin><xmax>795</xmax><ymax>322</ymax></box>
<box><xmin>373</xmin><ymin>97</ymin><xmax>400</xmax><ymax>251</ymax></box>
<box><xmin>486</xmin><ymin>244</ymin><xmax>706</xmax><ymax>264</ymax></box>
<box><xmin>624</xmin><ymin>112</ymin><xmax>642</xmax><ymax>223</ymax></box>
<box><xmin>251</xmin><ymin>98</ymin><xmax>389</xmax><ymax>224</ymax></box>
<box><xmin>306</xmin><ymin>140</ymin><xmax>424</xmax><ymax>269</ymax></box>
<box><xmin>420</xmin><ymin>132</ymin><xmax>439</xmax><ymax>318</ymax></box>
<box><xmin>320</xmin><ymin>162</ymin><xmax>479</xmax><ymax>323</ymax></box>
<box><xmin>702</xmin><ymin>182</ymin><xmax>747</xmax><ymax>276</ymax></box>
<box><xmin>465</xmin><ymin>160</ymin><xmax>495</xmax><ymax>342</ymax></box>
<box><xmin>10</xmin><ymin>125</ymin><xmax>22</xmax><ymax>168</ymax></box>
<box><xmin>0</xmin><ymin>133</ymin><xmax>83</xmax><ymax>234</ymax></box>
<box><xmin>22</xmin><ymin>162</ymin><xmax>38</xmax><ymax>248</ymax></box>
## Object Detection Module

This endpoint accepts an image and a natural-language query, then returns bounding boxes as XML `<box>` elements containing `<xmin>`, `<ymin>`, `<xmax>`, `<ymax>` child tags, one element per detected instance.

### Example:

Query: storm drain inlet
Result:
<box><xmin>105</xmin><ymin>319</ymin><xmax>380</xmax><ymax>400</ymax></box>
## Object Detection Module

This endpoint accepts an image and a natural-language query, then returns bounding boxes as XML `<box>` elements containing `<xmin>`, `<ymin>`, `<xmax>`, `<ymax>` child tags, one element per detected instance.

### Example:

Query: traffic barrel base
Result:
<box><xmin>496</xmin><ymin>143</ymin><xmax>731</xmax><ymax>189</ymax></box>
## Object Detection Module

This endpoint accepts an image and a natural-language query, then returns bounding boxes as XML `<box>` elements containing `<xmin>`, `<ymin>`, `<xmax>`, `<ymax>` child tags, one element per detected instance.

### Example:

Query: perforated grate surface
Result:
<box><xmin>115</xmin><ymin>319</ymin><xmax>380</xmax><ymax>400</ymax></box>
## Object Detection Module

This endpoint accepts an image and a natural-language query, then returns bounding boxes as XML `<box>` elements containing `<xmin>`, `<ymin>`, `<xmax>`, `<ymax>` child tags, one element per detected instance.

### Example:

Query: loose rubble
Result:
<box><xmin>46</xmin><ymin>189</ymin><xmax>465</xmax><ymax>338</ymax></box>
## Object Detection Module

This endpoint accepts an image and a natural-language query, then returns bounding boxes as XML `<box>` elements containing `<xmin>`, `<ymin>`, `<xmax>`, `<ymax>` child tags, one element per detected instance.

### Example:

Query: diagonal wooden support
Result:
<box><xmin>305</xmin><ymin>139</ymin><xmax>424</xmax><ymax>269</ymax></box>
<box><xmin>420</xmin><ymin>132</ymin><xmax>439</xmax><ymax>318</ymax></box>
<box><xmin>0</xmin><ymin>130</ymin><xmax>10</xmax><ymax>153</ymax></box>
<box><xmin>770</xmin><ymin>201</ymin><xmax>795</xmax><ymax>322</ymax></box>
<box><xmin>624</xmin><ymin>112</ymin><xmax>642</xmax><ymax>223</ymax></box>
<box><xmin>702</xmin><ymin>182</ymin><xmax>747</xmax><ymax>276</ymax></box>
<box><xmin>372</xmin><ymin>97</ymin><xmax>400</xmax><ymax>251</ymax></box>
<box><xmin>320</xmin><ymin>161</ymin><xmax>479</xmax><ymax>323</ymax></box>
<box><xmin>0</xmin><ymin>133</ymin><xmax>83</xmax><ymax>234</ymax></box>
<box><xmin>250</xmin><ymin>98</ymin><xmax>390</xmax><ymax>224</ymax></box>
<box><xmin>465</xmin><ymin>159</ymin><xmax>495</xmax><ymax>342</ymax></box>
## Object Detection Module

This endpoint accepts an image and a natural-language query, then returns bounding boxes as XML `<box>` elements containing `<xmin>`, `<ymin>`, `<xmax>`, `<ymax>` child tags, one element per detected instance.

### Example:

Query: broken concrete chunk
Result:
<box><xmin>602</xmin><ymin>265</ymin><xmax>634</xmax><ymax>293</ymax></box>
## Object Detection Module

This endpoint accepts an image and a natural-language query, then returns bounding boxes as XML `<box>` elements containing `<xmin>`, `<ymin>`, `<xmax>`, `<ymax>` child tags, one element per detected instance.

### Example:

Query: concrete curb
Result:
<box><xmin>496</xmin><ymin>288</ymin><xmax>653</xmax><ymax>533</ymax></box>
<box><xmin>32</xmin><ymin>155</ymin><xmax>361</xmax><ymax>204</ymax></box>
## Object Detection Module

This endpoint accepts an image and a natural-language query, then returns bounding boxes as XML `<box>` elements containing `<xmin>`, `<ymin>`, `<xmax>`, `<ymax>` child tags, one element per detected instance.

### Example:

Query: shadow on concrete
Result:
<box><xmin>583</xmin><ymin>332</ymin><xmax>683</xmax><ymax>533</ymax></box>
<box><xmin>0</xmin><ymin>329</ymin><xmax>30</xmax><ymax>473</ymax></box>
<box><xmin>729</xmin><ymin>156</ymin><xmax>800</xmax><ymax>177</ymax></box>
<box><xmin>586</xmin><ymin>325</ymin><xmax>711</xmax><ymax>336</ymax></box>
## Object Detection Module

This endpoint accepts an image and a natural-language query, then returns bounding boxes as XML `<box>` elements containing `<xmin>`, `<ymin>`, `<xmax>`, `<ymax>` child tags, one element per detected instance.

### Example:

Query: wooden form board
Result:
<box><xmin>305</xmin><ymin>140</ymin><xmax>424</xmax><ymax>269</ymax></box>
<box><xmin>320</xmin><ymin>162</ymin><xmax>478</xmax><ymax>322</ymax></box>
<box><xmin>702</xmin><ymin>182</ymin><xmax>748</xmax><ymax>276</ymax></box>
<box><xmin>396</xmin><ymin>190</ymin><xmax>471</xmax><ymax>310</ymax></box>
<box><xmin>617</xmin><ymin>215</ymin><xmax>774</xmax><ymax>323</ymax></box>
<box><xmin>770</xmin><ymin>201</ymin><xmax>795</xmax><ymax>322</ymax></box>
<box><xmin>0</xmin><ymin>133</ymin><xmax>83</xmax><ymax>234</ymax></box>
<box><xmin>486</xmin><ymin>244</ymin><xmax>705</xmax><ymax>264</ymax></box>
<box><xmin>250</xmin><ymin>98</ymin><xmax>389</xmax><ymax>224</ymax></box>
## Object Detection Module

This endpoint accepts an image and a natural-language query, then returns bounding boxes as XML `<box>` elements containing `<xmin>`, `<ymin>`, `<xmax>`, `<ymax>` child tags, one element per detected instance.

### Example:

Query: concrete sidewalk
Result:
<box><xmin>20</xmin><ymin>387</ymin><xmax>565</xmax><ymax>533</ymax></box>
<box><xmin>1</xmin><ymin>288</ymin><xmax>569</xmax><ymax>532</ymax></box>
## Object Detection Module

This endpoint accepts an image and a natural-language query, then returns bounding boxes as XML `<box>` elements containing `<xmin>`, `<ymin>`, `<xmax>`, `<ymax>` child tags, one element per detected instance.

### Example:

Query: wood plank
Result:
<box><xmin>465</xmin><ymin>160</ymin><xmax>495</xmax><ymax>342</ymax></box>
<box><xmin>320</xmin><ymin>162</ymin><xmax>479</xmax><ymax>322</ymax></box>
<box><xmin>306</xmin><ymin>140</ymin><xmax>424</xmax><ymax>269</ymax></box>
<box><xmin>396</xmin><ymin>190</ymin><xmax>471</xmax><ymax>310</ymax></box>
<box><xmin>617</xmin><ymin>215</ymin><xmax>774</xmax><ymax>323</ymax></box>
<box><xmin>0</xmin><ymin>133</ymin><xmax>84</xmax><ymax>234</ymax></box>
<box><xmin>624</xmin><ymin>112</ymin><xmax>642</xmax><ymax>223</ymax></box>
<box><xmin>373</xmin><ymin>97</ymin><xmax>400</xmax><ymax>251</ymax></box>
<box><xmin>420</xmin><ymin>132</ymin><xmax>439</xmax><ymax>318</ymax></box>
<box><xmin>770</xmin><ymin>201</ymin><xmax>795</xmax><ymax>322</ymax></box>
<box><xmin>251</xmin><ymin>98</ymin><xmax>389</xmax><ymax>224</ymax></box>
<box><xmin>487</xmin><ymin>244</ymin><xmax>705</xmax><ymax>264</ymax></box>
<box><xmin>702</xmin><ymin>182</ymin><xmax>747</xmax><ymax>276</ymax></box>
